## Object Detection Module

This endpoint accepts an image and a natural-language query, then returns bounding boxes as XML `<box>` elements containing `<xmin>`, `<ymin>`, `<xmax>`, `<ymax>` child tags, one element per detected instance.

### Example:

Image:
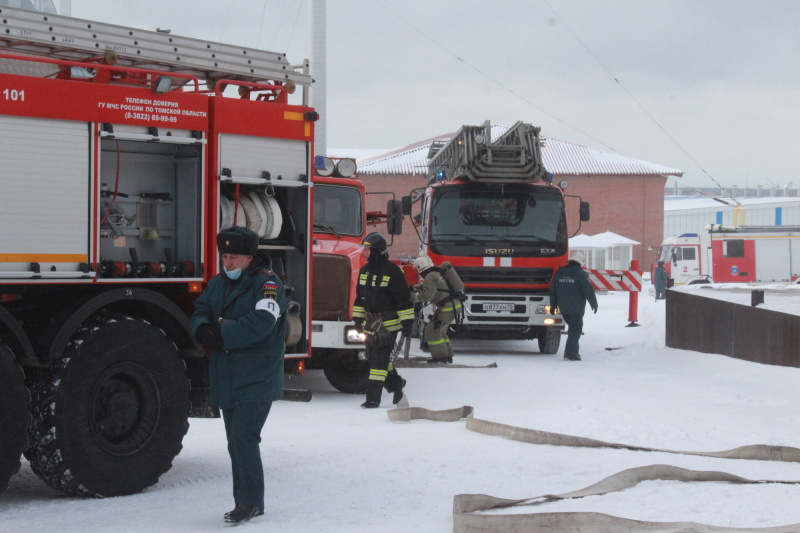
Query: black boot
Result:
<box><xmin>224</xmin><ymin>504</ymin><xmax>264</xmax><ymax>524</ymax></box>
<box><xmin>392</xmin><ymin>378</ymin><xmax>406</xmax><ymax>405</ymax></box>
<box><xmin>361</xmin><ymin>380</ymin><xmax>382</xmax><ymax>408</ymax></box>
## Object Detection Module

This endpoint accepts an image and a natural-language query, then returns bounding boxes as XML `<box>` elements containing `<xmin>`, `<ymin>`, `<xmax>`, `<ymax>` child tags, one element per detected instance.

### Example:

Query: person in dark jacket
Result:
<box><xmin>191</xmin><ymin>226</ymin><xmax>286</xmax><ymax>524</ymax></box>
<box><xmin>654</xmin><ymin>261</ymin><xmax>669</xmax><ymax>300</ymax></box>
<box><xmin>352</xmin><ymin>232</ymin><xmax>415</xmax><ymax>408</ymax></box>
<box><xmin>548</xmin><ymin>252</ymin><xmax>598</xmax><ymax>361</ymax></box>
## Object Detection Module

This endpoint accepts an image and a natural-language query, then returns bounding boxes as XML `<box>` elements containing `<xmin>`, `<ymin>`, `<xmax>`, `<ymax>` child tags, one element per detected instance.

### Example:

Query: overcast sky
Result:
<box><xmin>67</xmin><ymin>0</ymin><xmax>799</xmax><ymax>189</ymax></box>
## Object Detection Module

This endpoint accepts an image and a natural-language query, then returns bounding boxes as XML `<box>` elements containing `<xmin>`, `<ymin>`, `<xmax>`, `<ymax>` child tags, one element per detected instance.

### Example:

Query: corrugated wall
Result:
<box><xmin>666</xmin><ymin>290</ymin><xmax>800</xmax><ymax>367</ymax></box>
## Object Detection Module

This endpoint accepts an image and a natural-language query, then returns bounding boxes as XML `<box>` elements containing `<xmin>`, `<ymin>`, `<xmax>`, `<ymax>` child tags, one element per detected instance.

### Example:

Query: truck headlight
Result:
<box><xmin>345</xmin><ymin>326</ymin><xmax>366</xmax><ymax>344</ymax></box>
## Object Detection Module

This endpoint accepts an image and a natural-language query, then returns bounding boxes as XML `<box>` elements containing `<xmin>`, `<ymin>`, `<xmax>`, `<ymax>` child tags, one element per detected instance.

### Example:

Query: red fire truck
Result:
<box><xmin>0</xmin><ymin>6</ymin><xmax>315</xmax><ymax>497</ymax></box>
<box><xmin>654</xmin><ymin>224</ymin><xmax>800</xmax><ymax>285</ymax></box>
<box><xmin>310</xmin><ymin>157</ymin><xmax>402</xmax><ymax>393</ymax></box>
<box><xmin>402</xmin><ymin>121</ymin><xmax>590</xmax><ymax>352</ymax></box>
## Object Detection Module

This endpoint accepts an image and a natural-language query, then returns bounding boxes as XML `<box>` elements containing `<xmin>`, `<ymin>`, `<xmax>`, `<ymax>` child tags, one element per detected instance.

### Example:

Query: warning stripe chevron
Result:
<box><xmin>586</xmin><ymin>269</ymin><xmax>642</xmax><ymax>292</ymax></box>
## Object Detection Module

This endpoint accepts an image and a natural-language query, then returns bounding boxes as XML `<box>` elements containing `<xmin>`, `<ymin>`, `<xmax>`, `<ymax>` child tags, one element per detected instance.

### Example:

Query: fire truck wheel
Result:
<box><xmin>25</xmin><ymin>314</ymin><xmax>190</xmax><ymax>497</ymax></box>
<box><xmin>322</xmin><ymin>350</ymin><xmax>369</xmax><ymax>394</ymax></box>
<box><xmin>0</xmin><ymin>344</ymin><xmax>30</xmax><ymax>495</ymax></box>
<box><xmin>537</xmin><ymin>326</ymin><xmax>561</xmax><ymax>354</ymax></box>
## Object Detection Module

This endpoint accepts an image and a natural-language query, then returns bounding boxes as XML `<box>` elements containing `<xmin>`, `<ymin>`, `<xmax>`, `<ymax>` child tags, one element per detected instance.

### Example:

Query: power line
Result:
<box><xmin>374</xmin><ymin>0</ymin><xmax>615</xmax><ymax>152</ymax></box>
<box><xmin>541</xmin><ymin>0</ymin><xmax>723</xmax><ymax>191</ymax></box>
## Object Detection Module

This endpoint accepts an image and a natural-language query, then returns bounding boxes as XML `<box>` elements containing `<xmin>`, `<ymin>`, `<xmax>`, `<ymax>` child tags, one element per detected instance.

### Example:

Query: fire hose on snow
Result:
<box><xmin>387</xmin><ymin>405</ymin><xmax>800</xmax><ymax>532</ymax></box>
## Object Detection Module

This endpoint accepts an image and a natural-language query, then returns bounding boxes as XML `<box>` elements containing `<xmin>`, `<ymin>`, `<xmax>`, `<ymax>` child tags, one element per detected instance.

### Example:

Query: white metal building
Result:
<box><xmin>664</xmin><ymin>197</ymin><xmax>800</xmax><ymax>239</ymax></box>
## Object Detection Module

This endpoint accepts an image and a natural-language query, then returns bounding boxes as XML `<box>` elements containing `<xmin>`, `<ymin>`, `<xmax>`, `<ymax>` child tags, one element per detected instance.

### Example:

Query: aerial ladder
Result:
<box><xmin>0</xmin><ymin>5</ymin><xmax>312</xmax><ymax>100</ymax></box>
<box><xmin>425</xmin><ymin>120</ymin><xmax>547</xmax><ymax>184</ymax></box>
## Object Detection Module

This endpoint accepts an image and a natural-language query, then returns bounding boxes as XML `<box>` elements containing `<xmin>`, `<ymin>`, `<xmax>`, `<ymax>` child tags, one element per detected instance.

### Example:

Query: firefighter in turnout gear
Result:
<box><xmin>411</xmin><ymin>255</ymin><xmax>461</xmax><ymax>363</ymax></box>
<box><xmin>352</xmin><ymin>233</ymin><xmax>415</xmax><ymax>408</ymax></box>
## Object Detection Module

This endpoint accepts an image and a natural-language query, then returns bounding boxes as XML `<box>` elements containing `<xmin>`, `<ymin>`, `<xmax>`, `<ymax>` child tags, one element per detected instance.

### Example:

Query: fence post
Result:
<box><xmin>625</xmin><ymin>259</ymin><xmax>640</xmax><ymax>327</ymax></box>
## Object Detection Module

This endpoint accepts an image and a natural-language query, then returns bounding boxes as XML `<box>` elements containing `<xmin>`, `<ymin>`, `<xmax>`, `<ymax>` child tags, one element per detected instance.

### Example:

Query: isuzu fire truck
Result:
<box><xmin>655</xmin><ymin>224</ymin><xmax>800</xmax><ymax>285</ymax></box>
<box><xmin>310</xmin><ymin>157</ymin><xmax>402</xmax><ymax>393</ymax></box>
<box><xmin>401</xmin><ymin>121</ymin><xmax>590</xmax><ymax>353</ymax></box>
<box><xmin>0</xmin><ymin>6</ymin><xmax>316</xmax><ymax>497</ymax></box>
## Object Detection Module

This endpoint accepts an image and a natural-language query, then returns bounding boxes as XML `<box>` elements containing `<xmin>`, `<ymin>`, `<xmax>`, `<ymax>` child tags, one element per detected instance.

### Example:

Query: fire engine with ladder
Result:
<box><xmin>401</xmin><ymin>120</ymin><xmax>591</xmax><ymax>352</ymax></box>
<box><xmin>0</xmin><ymin>5</ymin><xmax>317</xmax><ymax>497</ymax></box>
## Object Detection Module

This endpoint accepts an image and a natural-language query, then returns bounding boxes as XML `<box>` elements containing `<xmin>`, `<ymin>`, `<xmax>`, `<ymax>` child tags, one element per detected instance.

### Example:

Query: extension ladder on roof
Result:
<box><xmin>0</xmin><ymin>5</ymin><xmax>312</xmax><ymax>94</ymax></box>
<box><xmin>426</xmin><ymin>120</ymin><xmax>546</xmax><ymax>184</ymax></box>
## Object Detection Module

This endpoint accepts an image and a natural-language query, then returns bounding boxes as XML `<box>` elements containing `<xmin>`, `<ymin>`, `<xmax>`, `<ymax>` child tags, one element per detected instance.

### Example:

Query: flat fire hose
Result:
<box><xmin>387</xmin><ymin>406</ymin><xmax>800</xmax><ymax>532</ymax></box>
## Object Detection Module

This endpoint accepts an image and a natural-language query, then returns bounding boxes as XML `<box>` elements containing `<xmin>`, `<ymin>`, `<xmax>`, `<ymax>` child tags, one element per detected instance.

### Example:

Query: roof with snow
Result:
<box><xmin>570</xmin><ymin>231</ymin><xmax>640</xmax><ymax>249</ymax></box>
<box><xmin>665</xmin><ymin>196</ymin><xmax>800</xmax><ymax>212</ymax></box>
<box><xmin>355</xmin><ymin>124</ymin><xmax>683</xmax><ymax>177</ymax></box>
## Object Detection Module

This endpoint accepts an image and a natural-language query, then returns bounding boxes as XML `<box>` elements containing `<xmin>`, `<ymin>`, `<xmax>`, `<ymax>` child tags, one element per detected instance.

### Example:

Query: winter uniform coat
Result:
<box><xmin>352</xmin><ymin>255</ymin><xmax>415</xmax><ymax>332</ymax></box>
<box><xmin>549</xmin><ymin>262</ymin><xmax>598</xmax><ymax>316</ymax></box>
<box><xmin>191</xmin><ymin>260</ymin><xmax>287</xmax><ymax>408</ymax></box>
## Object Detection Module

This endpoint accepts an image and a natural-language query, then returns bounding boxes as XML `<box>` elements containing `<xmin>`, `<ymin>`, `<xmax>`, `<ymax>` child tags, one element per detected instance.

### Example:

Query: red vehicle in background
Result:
<box><xmin>402</xmin><ymin>121</ymin><xmax>590</xmax><ymax>353</ymax></box>
<box><xmin>310</xmin><ymin>157</ymin><xmax>403</xmax><ymax>393</ymax></box>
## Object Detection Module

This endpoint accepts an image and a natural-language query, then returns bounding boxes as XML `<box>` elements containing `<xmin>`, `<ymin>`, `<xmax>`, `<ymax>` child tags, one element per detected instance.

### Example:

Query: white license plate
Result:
<box><xmin>482</xmin><ymin>303</ymin><xmax>514</xmax><ymax>311</ymax></box>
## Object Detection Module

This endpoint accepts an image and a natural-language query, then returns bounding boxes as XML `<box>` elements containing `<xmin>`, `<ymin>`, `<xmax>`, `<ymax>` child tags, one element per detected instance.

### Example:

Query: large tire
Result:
<box><xmin>25</xmin><ymin>315</ymin><xmax>190</xmax><ymax>497</ymax></box>
<box><xmin>537</xmin><ymin>326</ymin><xmax>561</xmax><ymax>354</ymax></box>
<box><xmin>322</xmin><ymin>350</ymin><xmax>369</xmax><ymax>394</ymax></box>
<box><xmin>0</xmin><ymin>344</ymin><xmax>30</xmax><ymax>495</ymax></box>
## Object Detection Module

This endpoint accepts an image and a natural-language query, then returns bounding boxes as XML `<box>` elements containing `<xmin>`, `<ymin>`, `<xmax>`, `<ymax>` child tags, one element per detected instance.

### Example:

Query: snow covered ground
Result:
<box><xmin>4</xmin><ymin>288</ymin><xmax>800</xmax><ymax>532</ymax></box>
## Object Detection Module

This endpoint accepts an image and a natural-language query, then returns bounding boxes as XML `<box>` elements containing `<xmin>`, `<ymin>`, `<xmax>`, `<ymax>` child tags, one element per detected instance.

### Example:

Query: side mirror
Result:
<box><xmin>579</xmin><ymin>201</ymin><xmax>590</xmax><ymax>222</ymax></box>
<box><xmin>401</xmin><ymin>195</ymin><xmax>412</xmax><ymax>216</ymax></box>
<box><xmin>386</xmin><ymin>200</ymin><xmax>403</xmax><ymax>235</ymax></box>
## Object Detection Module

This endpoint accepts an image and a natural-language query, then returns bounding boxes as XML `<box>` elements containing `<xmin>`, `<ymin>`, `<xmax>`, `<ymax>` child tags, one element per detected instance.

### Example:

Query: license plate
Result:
<box><xmin>482</xmin><ymin>303</ymin><xmax>514</xmax><ymax>311</ymax></box>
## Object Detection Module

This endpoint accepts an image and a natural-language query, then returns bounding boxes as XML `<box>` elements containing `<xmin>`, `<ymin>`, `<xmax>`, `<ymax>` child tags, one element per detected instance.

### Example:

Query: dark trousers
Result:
<box><xmin>562</xmin><ymin>314</ymin><xmax>584</xmax><ymax>356</ymax></box>
<box><xmin>221</xmin><ymin>402</ymin><xmax>272</xmax><ymax>509</ymax></box>
<box><xmin>365</xmin><ymin>331</ymin><xmax>402</xmax><ymax>403</ymax></box>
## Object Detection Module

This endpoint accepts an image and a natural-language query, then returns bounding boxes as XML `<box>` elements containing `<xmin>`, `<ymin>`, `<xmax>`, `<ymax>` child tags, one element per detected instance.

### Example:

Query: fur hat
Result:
<box><xmin>217</xmin><ymin>226</ymin><xmax>259</xmax><ymax>256</ymax></box>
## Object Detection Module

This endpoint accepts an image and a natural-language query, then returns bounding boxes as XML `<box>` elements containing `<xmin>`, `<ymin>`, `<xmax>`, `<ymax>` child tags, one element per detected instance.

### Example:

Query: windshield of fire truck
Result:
<box><xmin>658</xmin><ymin>244</ymin><xmax>674</xmax><ymax>263</ymax></box>
<box><xmin>313</xmin><ymin>184</ymin><xmax>363</xmax><ymax>237</ymax></box>
<box><xmin>429</xmin><ymin>184</ymin><xmax>567</xmax><ymax>252</ymax></box>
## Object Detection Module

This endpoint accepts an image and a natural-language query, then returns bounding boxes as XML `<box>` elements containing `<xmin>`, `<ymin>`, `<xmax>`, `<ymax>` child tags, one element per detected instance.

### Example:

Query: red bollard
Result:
<box><xmin>626</xmin><ymin>259</ymin><xmax>640</xmax><ymax>327</ymax></box>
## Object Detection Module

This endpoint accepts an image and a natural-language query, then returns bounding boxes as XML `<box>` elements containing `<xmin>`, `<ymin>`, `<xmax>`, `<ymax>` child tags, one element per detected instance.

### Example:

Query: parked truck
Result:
<box><xmin>401</xmin><ymin>121</ymin><xmax>590</xmax><ymax>353</ymax></box>
<box><xmin>0</xmin><ymin>6</ymin><xmax>316</xmax><ymax>497</ymax></box>
<box><xmin>309</xmin><ymin>157</ymin><xmax>402</xmax><ymax>393</ymax></box>
<box><xmin>655</xmin><ymin>224</ymin><xmax>800</xmax><ymax>285</ymax></box>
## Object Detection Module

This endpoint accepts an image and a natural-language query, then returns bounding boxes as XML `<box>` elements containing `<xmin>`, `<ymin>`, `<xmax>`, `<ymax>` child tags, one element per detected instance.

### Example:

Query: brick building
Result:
<box><xmin>343</xmin><ymin>126</ymin><xmax>683</xmax><ymax>267</ymax></box>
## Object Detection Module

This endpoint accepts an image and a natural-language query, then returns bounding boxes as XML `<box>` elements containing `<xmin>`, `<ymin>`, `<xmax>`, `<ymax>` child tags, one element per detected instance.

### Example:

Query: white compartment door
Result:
<box><xmin>0</xmin><ymin>115</ymin><xmax>90</xmax><ymax>276</ymax></box>
<box><xmin>754</xmin><ymin>238</ymin><xmax>791</xmax><ymax>282</ymax></box>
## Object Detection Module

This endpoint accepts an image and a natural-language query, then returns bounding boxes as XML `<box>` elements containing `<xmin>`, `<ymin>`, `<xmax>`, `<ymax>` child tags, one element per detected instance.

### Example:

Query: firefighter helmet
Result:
<box><xmin>361</xmin><ymin>232</ymin><xmax>387</xmax><ymax>253</ymax></box>
<box><xmin>413</xmin><ymin>255</ymin><xmax>434</xmax><ymax>273</ymax></box>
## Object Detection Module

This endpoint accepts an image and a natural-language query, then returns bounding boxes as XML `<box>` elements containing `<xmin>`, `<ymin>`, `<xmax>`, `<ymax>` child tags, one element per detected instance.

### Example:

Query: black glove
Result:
<box><xmin>592</xmin><ymin>306</ymin><xmax>598</xmax><ymax>314</ymax></box>
<box><xmin>353</xmin><ymin>319</ymin><xmax>364</xmax><ymax>332</ymax></box>
<box><xmin>196</xmin><ymin>323</ymin><xmax>225</xmax><ymax>351</ymax></box>
<box><xmin>401</xmin><ymin>323</ymin><xmax>412</xmax><ymax>337</ymax></box>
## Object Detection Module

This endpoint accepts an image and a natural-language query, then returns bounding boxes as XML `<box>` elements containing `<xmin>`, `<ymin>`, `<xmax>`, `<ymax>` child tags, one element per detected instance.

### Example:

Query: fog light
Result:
<box><xmin>345</xmin><ymin>326</ymin><xmax>366</xmax><ymax>344</ymax></box>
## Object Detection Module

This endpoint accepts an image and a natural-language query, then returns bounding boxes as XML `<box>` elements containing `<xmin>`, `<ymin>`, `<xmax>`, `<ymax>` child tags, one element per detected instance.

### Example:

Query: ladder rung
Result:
<box><xmin>0</xmin><ymin>6</ymin><xmax>312</xmax><ymax>87</ymax></box>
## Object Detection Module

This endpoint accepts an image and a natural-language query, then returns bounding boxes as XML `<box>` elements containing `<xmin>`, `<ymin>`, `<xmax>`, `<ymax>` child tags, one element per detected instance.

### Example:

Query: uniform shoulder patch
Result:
<box><xmin>262</xmin><ymin>280</ymin><xmax>279</xmax><ymax>300</ymax></box>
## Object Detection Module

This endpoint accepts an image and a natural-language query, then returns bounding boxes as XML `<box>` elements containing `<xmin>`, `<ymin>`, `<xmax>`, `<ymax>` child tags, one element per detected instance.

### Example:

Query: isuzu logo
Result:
<box><xmin>485</xmin><ymin>248</ymin><xmax>514</xmax><ymax>255</ymax></box>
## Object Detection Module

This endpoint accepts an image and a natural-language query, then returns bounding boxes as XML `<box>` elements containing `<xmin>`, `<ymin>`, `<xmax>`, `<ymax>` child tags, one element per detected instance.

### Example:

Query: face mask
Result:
<box><xmin>223</xmin><ymin>266</ymin><xmax>242</xmax><ymax>280</ymax></box>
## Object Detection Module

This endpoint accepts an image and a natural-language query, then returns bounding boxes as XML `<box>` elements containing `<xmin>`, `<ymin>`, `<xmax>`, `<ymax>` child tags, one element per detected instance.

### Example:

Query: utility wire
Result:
<box><xmin>375</xmin><ymin>1</ymin><xmax>613</xmax><ymax>151</ymax></box>
<box><xmin>541</xmin><ymin>0</ymin><xmax>724</xmax><ymax>191</ymax></box>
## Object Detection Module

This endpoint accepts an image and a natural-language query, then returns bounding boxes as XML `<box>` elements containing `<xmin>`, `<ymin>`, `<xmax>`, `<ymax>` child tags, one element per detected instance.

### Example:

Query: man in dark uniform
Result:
<box><xmin>352</xmin><ymin>232</ymin><xmax>415</xmax><ymax>408</ymax></box>
<box><xmin>654</xmin><ymin>261</ymin><xmax>669</xmax><ymax>300</ymax></box>
<box><xmin>191</xmin><ymin>226</ymin><xmax>286</xmax><ymax>524</ymax></box>
<box><xmin>548</xmin><ymin>252</ymin><xmax>598</xmax><ymax>361</ymax></box>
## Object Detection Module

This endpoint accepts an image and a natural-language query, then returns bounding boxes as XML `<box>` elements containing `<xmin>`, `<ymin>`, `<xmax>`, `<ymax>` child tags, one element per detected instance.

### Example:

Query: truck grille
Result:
<box><xmin>312</xmin><ymin>254</ymin><xmax>351</xmax><ymax>321</ymax></box>
<box><xmin>457</xmin><ymin>267</ymin><xmax>553</xmax><ymax>285</ymax></box>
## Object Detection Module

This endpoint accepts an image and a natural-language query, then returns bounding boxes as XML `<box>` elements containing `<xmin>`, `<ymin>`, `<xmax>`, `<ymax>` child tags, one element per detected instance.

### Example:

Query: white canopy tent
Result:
<box><xmin>569</xmin><ymin>231</ymin><xmax>640</xmax><ymax>270</ymax></box>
